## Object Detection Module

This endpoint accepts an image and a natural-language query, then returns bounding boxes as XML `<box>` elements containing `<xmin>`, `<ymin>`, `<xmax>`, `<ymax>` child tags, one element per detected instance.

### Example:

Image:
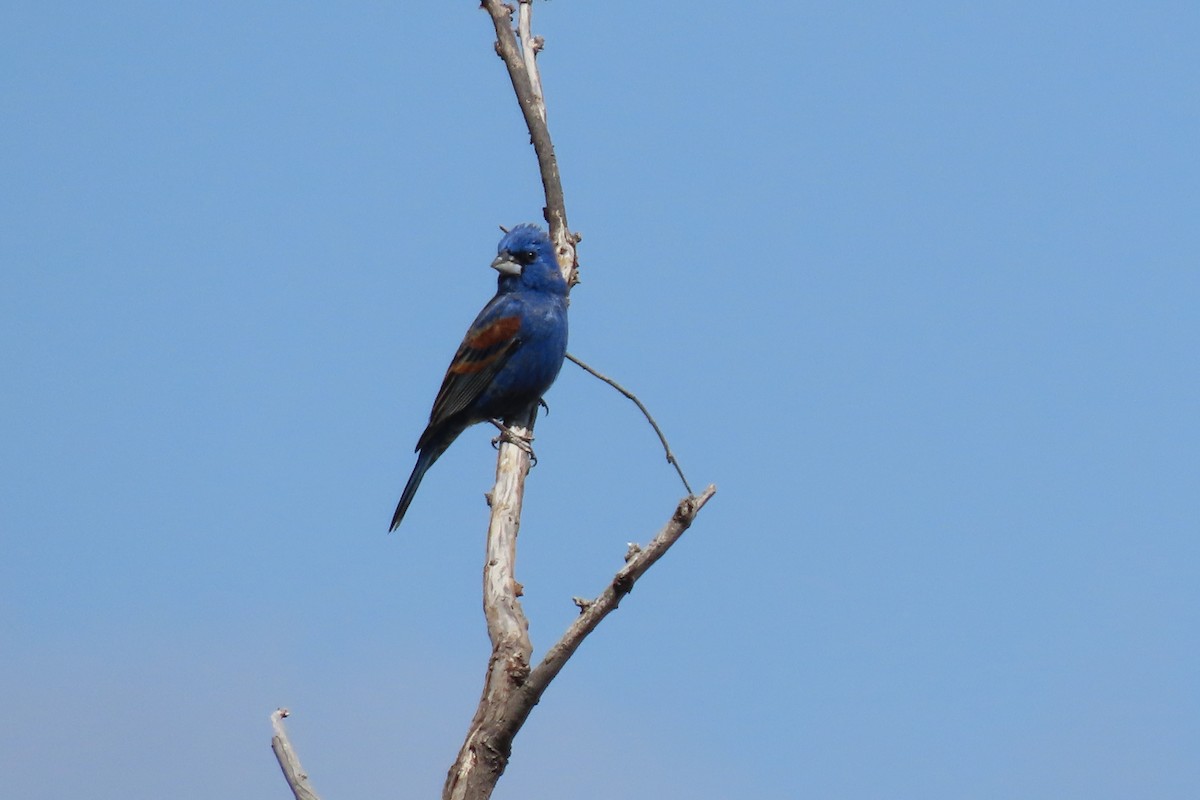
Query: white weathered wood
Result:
<box><xmin>270</xmin><ymin>709</ymin><xmax>322</xmax><ymax>800</ymax></box>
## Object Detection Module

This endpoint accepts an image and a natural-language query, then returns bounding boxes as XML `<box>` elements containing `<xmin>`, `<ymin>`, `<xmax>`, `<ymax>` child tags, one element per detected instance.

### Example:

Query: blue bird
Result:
<box><xmin>390</xmin><ymin>224</ymin><xmax>569</xmax><ymax>531</ymax></box>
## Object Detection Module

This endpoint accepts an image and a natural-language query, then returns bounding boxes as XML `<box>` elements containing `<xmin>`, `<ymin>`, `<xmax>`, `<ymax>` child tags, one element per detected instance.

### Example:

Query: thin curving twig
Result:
<box><xmin>566</xmin><ymin>352</ymin><xmax>695</xmax><ymax>495</ymax></box>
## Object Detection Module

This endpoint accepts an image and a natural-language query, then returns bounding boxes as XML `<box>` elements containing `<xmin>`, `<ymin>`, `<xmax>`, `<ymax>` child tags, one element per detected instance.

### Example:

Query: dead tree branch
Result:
<box><xmin>444</xmin><ymin>4</ymin><xmax>717</xmax><ymax>799</ymax></box>
<box><xmin>480</xmin><ymin>0</ymin><xmax>579</xmax><ymax>284</ymax></box>
<box><xmin>519</xmin><ymin>486</ymin><xmax>716</xmax><ymax>700</ymax></box>
<box><xmin>270</xmin><ymin>709</ymin><xmax>322</xmax><ymax>800</ymax></box>
<box><xmin>443</xmin><ymin>416</ymin><xmax>536</xmax><ymax>800</ymax></box>
<box><xmin>444</xmin><ymin>6</ymin><xmax>562</xmax><ymax>796</ymax></box>
<box><xmin>267</xmin><ymin>6</ymin><xmax>716</xmax><ymax>799</ymax></box>
<box><xmin>445</xmin><ymin>485</ymin><xmax>717</xmax><ymax>800</ymax></box>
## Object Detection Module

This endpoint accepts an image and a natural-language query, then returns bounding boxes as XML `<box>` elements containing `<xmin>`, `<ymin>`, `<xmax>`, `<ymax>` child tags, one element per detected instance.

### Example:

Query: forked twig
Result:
<box><xmin>566</xmin><ymin>352</ymin><xmax>694</xmax><ymax>495</ymax></box>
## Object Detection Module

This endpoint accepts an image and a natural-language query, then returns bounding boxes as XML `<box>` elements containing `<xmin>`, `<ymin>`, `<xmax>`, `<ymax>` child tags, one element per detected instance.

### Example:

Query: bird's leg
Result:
<box><xmin>489</xmin><ymin>419</ymin><xmax>538</xmax><ymax>465</ymax></box>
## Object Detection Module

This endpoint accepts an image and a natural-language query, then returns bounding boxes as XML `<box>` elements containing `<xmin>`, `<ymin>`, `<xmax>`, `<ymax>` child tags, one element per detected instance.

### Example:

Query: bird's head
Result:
<box><xmin>491</xmin><ymin>224</ymin><xmax>567</xmax><ymax>296</ymax></box>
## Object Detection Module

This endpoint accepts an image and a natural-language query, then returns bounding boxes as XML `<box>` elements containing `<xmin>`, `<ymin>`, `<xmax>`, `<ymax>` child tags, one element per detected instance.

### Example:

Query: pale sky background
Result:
<box><xmin>2</xmin><ymin>2</ymin><xmax>1197</xmax><ymax>798</ymax></box>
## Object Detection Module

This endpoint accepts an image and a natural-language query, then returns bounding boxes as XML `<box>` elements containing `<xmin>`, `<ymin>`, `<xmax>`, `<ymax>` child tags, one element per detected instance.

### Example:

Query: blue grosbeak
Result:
<box><xmin>389</xmin><ymin>224</ymin><xmax>569</xmax><ymax>531</ymax></box>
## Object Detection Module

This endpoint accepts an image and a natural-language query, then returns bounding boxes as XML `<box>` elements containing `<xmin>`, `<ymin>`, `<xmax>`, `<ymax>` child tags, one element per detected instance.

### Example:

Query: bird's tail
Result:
<box><xmin>389</xmin><ymin>446</ymin><xmax>443</xmax><ymax>532</ymax></box>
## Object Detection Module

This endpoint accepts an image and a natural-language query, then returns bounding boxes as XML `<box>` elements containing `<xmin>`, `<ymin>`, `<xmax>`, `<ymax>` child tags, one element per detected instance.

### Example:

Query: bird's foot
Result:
<box><xmin>538</xmin><ymin>397</ymin><xmax>550</xmax><ymax>415</ymax></box>
<box><xmin>490</xmin><ymin>420</ymin><xmax>538</xmax><ymax>465</ymax></box>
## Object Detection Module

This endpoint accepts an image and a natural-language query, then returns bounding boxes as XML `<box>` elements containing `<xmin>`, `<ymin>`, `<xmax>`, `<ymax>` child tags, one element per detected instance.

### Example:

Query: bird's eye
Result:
<box><xmin>522</xmin><ymin>249</ymin><xmax>538</xmax><ymax>264</ymax></box>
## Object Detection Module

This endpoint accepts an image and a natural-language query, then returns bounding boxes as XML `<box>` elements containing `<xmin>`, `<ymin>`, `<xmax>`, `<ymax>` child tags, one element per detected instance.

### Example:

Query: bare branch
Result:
<box><xmin>271</xmin><ymin>709</ymin><xmax>322</xmax><ymax>800</ymax></box>
<box><xmin>270</xmin><ymin>8</ymin><xmax>717</xmax><ymax>800</ymax></box>
<box><xmin>566</xmin><ymin>352</ymin><xmax>695</xmax><ymax>495</ymax></box>
<box><xmin>443</xmin><ymin>416</ymin><xmax>536</xmax><ymax>800</ymax></box>
<box><xmin>514</xmin><ymin>486</ymin><xmax>717</xmax><ymax>709</ymax></box>
<box><xmin>443</xmin><ymin>7</ymin><xmax>580</xmax><ymax>799</ymax></box>
<box><xmin>446</xmin><ymin>486</ymin><xmax>716</xmax><ymax>800</ymax></box>
<box><xmin>444</xmin><ymin>7</ymin><xmax>718</xmax><ymax>800</ymax></box>
<box><xmin>517</xmin><ymin>1</ymin><xmax>546</xmax><ymax>125</ymax></box>
<box><xmin>480</xmin><ymin>0</ymin><xmax>578</xmax><ymax>284</ymax></box>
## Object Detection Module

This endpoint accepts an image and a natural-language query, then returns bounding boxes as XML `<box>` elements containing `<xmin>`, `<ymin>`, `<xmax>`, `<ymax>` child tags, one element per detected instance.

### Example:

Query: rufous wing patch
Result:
<box><xmin>447</xmin><ymin>316</ymin><xmax>521</xmax><ymax>375</ymax></box>
<box><xmin>467</xmin><ymin>315</ymin><xmax>520</xmax><ymax>349</ymax></box>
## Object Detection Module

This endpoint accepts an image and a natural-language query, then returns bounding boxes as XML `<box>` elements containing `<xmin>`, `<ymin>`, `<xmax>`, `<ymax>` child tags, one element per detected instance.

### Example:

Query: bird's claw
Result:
<box><xmin>538</xmin><ymin>398</ymin><xmax>550</xmax><ymax>415</ymax></box>
<box><xmin>489</xmin><ymin>420</ymin><xmax>538</xmax><ymax>465</ymax></box>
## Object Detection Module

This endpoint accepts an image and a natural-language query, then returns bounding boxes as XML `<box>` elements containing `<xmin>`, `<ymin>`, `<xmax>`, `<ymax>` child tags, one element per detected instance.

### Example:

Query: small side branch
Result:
<box><xmin>271</xmin><ymin>709</ymin><xmax>322</xmax><ymax>800</ymax></box>
<box><xmin>445</xmin><ymin>486</ymin><xmax>715</xmax><ymax>800</ymax></box>
<box><xmin>509</xmin><ymin>486</ymin><xmax>717</xmax><ymax>721</ymax></box>
<box><xmin>566</xmin><ymin>352</ymin><xmax>695</xmax><ymax>495</ymax></box>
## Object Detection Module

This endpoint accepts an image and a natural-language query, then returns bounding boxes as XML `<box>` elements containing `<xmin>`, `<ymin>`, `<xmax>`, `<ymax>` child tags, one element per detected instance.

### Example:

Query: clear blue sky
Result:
<box><xmin>2</xmin><ymin>2</ymin><xmax>1197</xmax><ymax>798</ymax></box>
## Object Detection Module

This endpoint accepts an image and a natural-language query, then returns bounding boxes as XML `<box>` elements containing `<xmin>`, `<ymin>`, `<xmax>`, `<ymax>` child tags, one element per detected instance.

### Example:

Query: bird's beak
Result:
<box><xmin>491</xmin><ymin>253</ymin><xmax>522</xmax><ymax>277</ymax></box>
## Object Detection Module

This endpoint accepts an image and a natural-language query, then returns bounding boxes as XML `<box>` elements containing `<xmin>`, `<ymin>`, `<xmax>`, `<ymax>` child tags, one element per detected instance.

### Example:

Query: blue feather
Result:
<box><xmin>390</xmin><ymin>224</ymin><xmax>568</xmax><ymax>531</ymax></box>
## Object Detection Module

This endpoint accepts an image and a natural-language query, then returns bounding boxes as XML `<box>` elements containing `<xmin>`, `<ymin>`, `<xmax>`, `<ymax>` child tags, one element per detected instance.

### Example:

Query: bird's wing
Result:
<box><xmin>420</xmin><ymin>296</ymin><xmax>523</xmax><ymax>444</ymax></box>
